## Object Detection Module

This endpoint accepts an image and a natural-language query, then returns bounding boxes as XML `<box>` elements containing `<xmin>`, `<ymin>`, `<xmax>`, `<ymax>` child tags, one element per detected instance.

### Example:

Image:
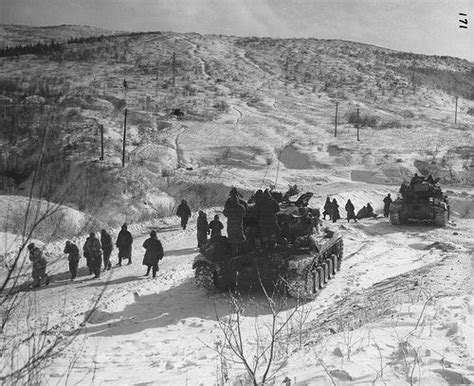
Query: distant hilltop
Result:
<box><xmin>0</xmin><ymin>24</ymin><xmax>122</xmax><ymax>47</ymax></box>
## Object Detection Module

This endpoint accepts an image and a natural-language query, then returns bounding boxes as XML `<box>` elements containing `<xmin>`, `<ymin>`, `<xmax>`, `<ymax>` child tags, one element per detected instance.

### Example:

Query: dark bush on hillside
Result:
<box><xmin>400</xmin><ymin>109</ymin><xmax>415</xmax><ymax>118</ymax></box>
<box><xmin>467</xmin><ymin>107</ymin><xmax>474</xmax><ymax>116</ymax></box>
<box><xmin>346</xmin><ymin>111</ymin><xmax>379</xmax><ymax>128</ymax></box>
<box><xmin>214</xmin><ymin>100</ymin><xmax>230</xmax><ymax>112</ymax></box>
<box><xmin>0</xmin><ymin>78</ymin><xmax>21</xmax><ymax>94</ymax></box>
<box><xmin>399</xmin><ymin>66</ymin><xmax>474</xmax><ymax>100</ymax></box>
<box><xmin>377</xmin><ymin>119</ymin><xmax>402</xmax><ymax>130</ymax></box>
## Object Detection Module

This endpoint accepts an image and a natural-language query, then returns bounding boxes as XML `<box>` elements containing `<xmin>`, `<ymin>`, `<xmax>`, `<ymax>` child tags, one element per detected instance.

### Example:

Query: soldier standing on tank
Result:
<box><xmin>64</xmin><ymin>240</ymin><xmax>80</xmax><ymax>280</ymax></box>
<box><xmin>323</xmin><ymin>197</ymin><xmax>332</xmax><ymax>220</ymax></box>
<box><xmin>223</xmin><ymin>191</ymin><xmax>247</xmax><ymax>256</ymax></box>
<box><xmin>196</xmin><ymin>210</ymin><xmax>209</xmax><ymax>248</ymax></box>
<box><xmin>100</xmin><ymin>229</ymin><xmax>113</xmax><ymax>271</ymax></box>
<box><xmin>208</xmin><ymin>214</ymin><xmax>224</xmax><ymax>238</ymax></box>
<box><xmin>383</xmin><ymin>194</ymin><xmax>393</xmax><ymax>217</ymax></box>
<box><xmin>116</xmin><ymin>224</ymin><xmax>133</xmax><ymax>266</ymax></box>
<box><xmin>226</xmin><ymin>187</ymin><xmax>248</xmax><ymax>211</ymax></box>
<box><xmin>176</xmin><ymin>199</ymin><xmax>192</xmax><ymax>230</ymax></box>
<box><xmin>28</xmin><ymin>243</ymin><xmax>49</xmax><ymax>288</ymax></box>
<box><xmin>344</xmin><ymin>199</ymin><xmax>357</xmax><ymax>223</ymax></box>
<box><xmin>330</xmin><ymin>199</ymin><xmax>340</xmax><ymax>223</ymax></box>
<box><xmin>256</xmin><ymin>189</ymin><xmax>280</xmax><ymax>250</ymax></box>
<box><xmin>83</xmin><ymin>232</ymin><xmax>102</xmax><ymax>278</ymax></box>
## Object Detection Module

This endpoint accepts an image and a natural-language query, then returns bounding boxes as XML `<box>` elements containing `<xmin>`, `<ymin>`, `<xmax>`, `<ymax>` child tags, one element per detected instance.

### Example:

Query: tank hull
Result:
<box><xmin>389</xmin><ymin>198</ymin><xmax>448</xmax><ymax>226</ymax></box>
<box><xmin>193</xmin><ymin>231</ymin><xmax>343</xmax><ymax>300</ymax></box>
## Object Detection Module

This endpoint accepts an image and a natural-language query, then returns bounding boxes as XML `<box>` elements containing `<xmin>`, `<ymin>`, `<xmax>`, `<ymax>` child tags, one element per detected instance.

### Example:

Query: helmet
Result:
<box><xmin>150</xmin><ymin>230</ymin><xmax>157</xmax><ymax>238</ymax></box>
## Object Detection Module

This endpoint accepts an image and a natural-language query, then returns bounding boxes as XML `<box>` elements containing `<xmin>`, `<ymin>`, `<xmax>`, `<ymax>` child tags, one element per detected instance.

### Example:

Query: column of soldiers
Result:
<box><xmin>61</xmin><ymin>225</ymin><xmax>134</xmax><ymax>281</ymax></box>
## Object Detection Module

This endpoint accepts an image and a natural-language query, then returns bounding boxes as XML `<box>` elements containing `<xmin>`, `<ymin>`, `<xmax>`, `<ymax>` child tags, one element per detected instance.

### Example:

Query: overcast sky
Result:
<box><xmin>1</xmin><ymin>0</ymin><xmax>473</xmax><ymax>61</ymax></box>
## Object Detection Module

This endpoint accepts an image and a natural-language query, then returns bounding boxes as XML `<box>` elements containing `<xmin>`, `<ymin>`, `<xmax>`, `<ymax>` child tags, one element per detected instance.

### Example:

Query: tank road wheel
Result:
<box><xmin>322</xmin><ymin>262</ymin><xmax>329</xmax><ymax>283</ymax></box>
<box><xmin>316</xmin><ymin>266</ymin><xmax>325</xmax><ymax>288</ymax></box>
<box><xmin>389</xmin><ymin>210</ymin><xmax>401</xmax><ymax>225</ymax></box>
<box><xmin>195</xmin><ymin>264</ymin><xmax>216</xmax><ymax>291</ymax></box>
<box><xmin>434</xmin><ymin>210</ymin><xmax>448</xmax><ymax>227</ymax></box>
<box><xmin>330</xmin><ymin>254</ymin><xmax>337</xmax><ymax>276</ymax></box>
<box><xmin>325</xmin><ymin>258</ymin><xmax>334</xmax><ymax>279</ymax></box>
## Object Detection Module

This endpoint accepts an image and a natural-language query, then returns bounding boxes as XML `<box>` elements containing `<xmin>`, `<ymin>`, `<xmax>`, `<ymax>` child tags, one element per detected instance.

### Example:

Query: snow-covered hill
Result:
<box><xmin>0</xmin><ymin>25</ymin><xmax>473</xmax><ymax>385</ymax></box>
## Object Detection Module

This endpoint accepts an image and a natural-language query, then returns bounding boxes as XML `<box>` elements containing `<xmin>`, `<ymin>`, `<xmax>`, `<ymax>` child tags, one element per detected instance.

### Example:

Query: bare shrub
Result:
<box><xmin>214</xmin><ymin>288</ymin><xmax>301</xmax><ymax>385</ymax></box>
<box><xmin>346</xmin><ymin>111</ymin><xmax>379</xmax><ymax>128</ymax></box>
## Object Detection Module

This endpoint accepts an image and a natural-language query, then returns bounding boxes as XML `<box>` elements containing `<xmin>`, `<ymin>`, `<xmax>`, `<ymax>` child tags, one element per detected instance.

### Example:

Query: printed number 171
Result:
<box><xmin>459</xmin><ymin>13</ymin><xmax>468</xmax><ymax>29</ymax></box>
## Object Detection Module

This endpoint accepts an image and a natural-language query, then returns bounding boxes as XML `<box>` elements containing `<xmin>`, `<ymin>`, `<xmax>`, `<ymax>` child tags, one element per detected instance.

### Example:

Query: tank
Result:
<box><xmin>192</xmin><ymin>191</ymin><xmax>344</xmax><ymax>300</ymax></box>
<box><xmin>389</xmin><ymin>178</ymin><xmax>449</xmax><ymax>227</ymax></box>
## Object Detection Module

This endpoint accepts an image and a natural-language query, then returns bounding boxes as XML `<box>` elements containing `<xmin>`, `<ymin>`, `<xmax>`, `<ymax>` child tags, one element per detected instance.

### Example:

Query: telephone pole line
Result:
<box><xmin>100</xmin><ymin>124</ymin><xmax>104</xmax><ymax>160</ymax></box>
<box><xmin>454</xmin><ymin>96</ymin><xmax>458</xmax><ymax>123</ymax></box>
<box><xmin>356</xmin><ymin>108</ymin><xmax>360</xmax><ymax>141</ymax></box>
<box><xmin>172</xmin><ymin>52</ymin><xmax>176</xmax><ymax>87</ymax></box>
<box><xmin>122</xmin><ymin>109</ymin><xmax>127</xmax><ymax>167</ymax></box>
<box><xmin>334</xmin><ymin>102</ymin><xmax>339</xmax><ymax>137</ymax></box>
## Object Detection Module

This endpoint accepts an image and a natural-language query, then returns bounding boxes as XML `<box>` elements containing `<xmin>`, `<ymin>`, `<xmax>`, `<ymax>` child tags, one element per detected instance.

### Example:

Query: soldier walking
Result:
<box><xmin>83</xmin><ymin>232</ymin><xmax>102</xmax><ymax>278</ymax></box>
<box><xmin>116</xmin><ymin>224</ymin><xmax>133</xmax><ymax>266</ymax></box>
<box><xmin>100</xmin><ymin>229</ymin><xmax>113</xmax><ymax>270</ymax></box>
<box><xmin>345</xmin><ymin>199</ymin><xmax>357</xmax><ymax>223</ymax></box>
<box><xmin>176</xmin><ymin>199</ymin><xmax>192</xmax><ymax>230</ymax></box>
<box><xmin>64</xmin><ymin>240</ymin><xmax>80</xmax><ymax>280</ymax></box>
<box><xmin>142</xmin><ymin>230</ymin><xmax>164</xmax><ymax>278</ymax></box>
<box><xmin>331</xmin><ymin>198</ymin><xmax>341</xmax><ymax>223</ymax></box>
<box><xmin>323</xmin><ymin>197</ymin><xmax>332</xmax><ymax>220</ymax></box>
<box><xmin>28</xmin><ymin>243</ymin><xmax>49</xmax><ymax>288</ymax></box>
<box><xmin>383</xmin><ymin>194</ymin><xmax>393</xmax><ymax>217</ymax></box>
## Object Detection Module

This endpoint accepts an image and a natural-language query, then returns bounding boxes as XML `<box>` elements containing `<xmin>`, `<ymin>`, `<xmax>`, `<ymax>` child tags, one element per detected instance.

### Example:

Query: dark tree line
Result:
<box><xmin>0</xmin><ymin>31</ymin><xmax>161</xmax><ymax>58</ymax></box>
<box><xmin>0</xmin><ymin>40</ymin><xmax>64</xmax><ymax>57</ymax></box>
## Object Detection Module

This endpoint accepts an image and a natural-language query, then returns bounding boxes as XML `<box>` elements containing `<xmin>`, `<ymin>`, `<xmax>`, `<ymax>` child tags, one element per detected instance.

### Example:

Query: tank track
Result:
<box><xmin>285</xmin><ymin>239</ymin><xmax>343</xmax><ymax>300</ymax></box>
<box><xmin>195</xmin><ymin>265</ymin><xmax>216</xmax><ymax>291</ymax></box>
<box><xmin>389</xmin><ymin>210</ymin><xmax>401</xmax><ymax>225</ymax></box>
<box><xmin>434</xmin><ymin>208</ymin><xmax>448</xmax><ymax>227</ymax></box>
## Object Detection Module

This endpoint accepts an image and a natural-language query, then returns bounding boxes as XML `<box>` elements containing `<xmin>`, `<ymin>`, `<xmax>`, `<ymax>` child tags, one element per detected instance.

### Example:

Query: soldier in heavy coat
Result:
<box><xmin>331</xmin><ymin>199</ymin><xmax>341</xmax><ymax>223</ymax></box>
<box><xmin>100</xmin><ymin>229</ymin><xmax>113</xmax><ymax>270</ymax></box>
<box><xmin>196</xmin><ymin>211</ymin><xmax>210</xmax><ymax>248</ymax></box>
<box><xmin>383</xmin><ymin>194</ymin><xmax>393</xmax><ymax>217</ymax></box>
<box><xmin>28</xmin><ymin>243</ymin><xmax>49</xmax><ymax>288</ymax></box>
<box><xmin>345</xmin><ymin>199</ymin><xmax>357</xmax><ymax>223</ymax></box>
<box><xmin>176</xmin><ymin>199</ymin><xmax>192</xmax><ymax>230</ymax></box>
<box><xmin>225</xmin><ymin>187</ymin><xmax>248</xmax><ymax>211</ymax></box>
<box><xmin>83</xmin><ymin>232</ymin><xmax>102</xmax><ymax>278</ymax></box>
<box><xmin>116</xmin><ymin>224</ymin><xmax>133</xmax><ymax>266</ymax></box>
<box><xmin>208</xmin><ymin>214</ymin><xmax>224</xmax><ymax>238</ymax></box>
<box><xmin>64</xmin><ymin>240</ymin><xmax>80</xmax><ymax>280</ymax></box>
<box><xmin>142</xmin><ymin>230</ymin><xmax>164</xmax><ymax>278</ymax></box>
<box><xmin>323</xmin><ymin>197</ymin><xmax>332</xmax><ymax>220</ymax></box>
<box><xmin>223</xmin><ymin>194</ymin><xmax>247</xmax><ymax>256</ymax></box>
<box><xmin>256</xmin><ymin>189</ymin><xmax>280</xmax><ymax>250</ymax></box>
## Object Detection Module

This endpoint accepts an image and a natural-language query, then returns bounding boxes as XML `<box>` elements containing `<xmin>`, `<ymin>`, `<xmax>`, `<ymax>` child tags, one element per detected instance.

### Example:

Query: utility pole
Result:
<box><xmin>454</xmin><ymin>96</ymin><xmax>458</xmax><ymax>124</ymax></box>
<box><xmin>122</xmin><ymin>109</ymin><xmax>127</xmax><ymax>167</ymax></box>
<box><xmin>356</xmin><ymin>108</ymin><xmax>360</xmax><ymax>141</ymax></box>
<box><xmin>100</xmin><ymin>124</ymin><xmax>104</xmax><ymax>160</ymax></box>
<box><xmin>334</xmin><ymin>102</ymin><xmax>339</xmax><ymax>137</ymax></box>
<box><xmin>172</xmin><ymin>52</ymin><xmax>176</xmax><ymax>87</ymax></box>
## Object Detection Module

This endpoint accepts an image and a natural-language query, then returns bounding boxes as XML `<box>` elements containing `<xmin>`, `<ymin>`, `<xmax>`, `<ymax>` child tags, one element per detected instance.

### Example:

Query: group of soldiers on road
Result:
<box><xmin>322</xmin><ymin>196</ymin><xmax>382</xmax><ymax>223</ymax></box>
<box><xmin>26</xmin><ymin>188</ymin><xmax>396</xmax><ymax>288</ymax></box>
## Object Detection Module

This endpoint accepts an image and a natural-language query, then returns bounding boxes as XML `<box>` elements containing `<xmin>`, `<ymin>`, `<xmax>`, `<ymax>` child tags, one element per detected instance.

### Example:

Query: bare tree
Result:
<box><xmin>213</xmin><ymin>279</ymin><xmax>303</xmax><ymax>385</ymax></box>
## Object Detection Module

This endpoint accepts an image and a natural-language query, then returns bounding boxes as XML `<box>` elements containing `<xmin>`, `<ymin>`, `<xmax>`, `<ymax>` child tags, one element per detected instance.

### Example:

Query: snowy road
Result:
<box><xmin>18</xmin><ymin>213</ymin><xmax>469</xmax><ymax>385</ymax></box>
